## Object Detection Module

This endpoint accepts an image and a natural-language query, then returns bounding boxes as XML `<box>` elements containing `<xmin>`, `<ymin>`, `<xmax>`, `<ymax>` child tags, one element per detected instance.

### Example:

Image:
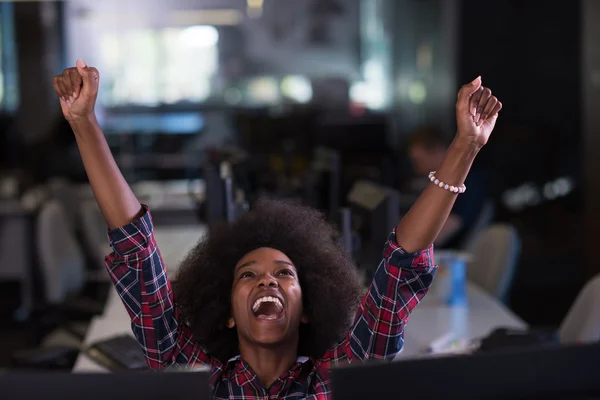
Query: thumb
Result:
<box><xmin>456</xmin><ymin>76</ymin><xmax>482</xmax><ymax>114</ymax></box>
<box><xmin>76</xmin><ymin>59</ymin><xmax>99</xmax><ymax>98</ymax></box>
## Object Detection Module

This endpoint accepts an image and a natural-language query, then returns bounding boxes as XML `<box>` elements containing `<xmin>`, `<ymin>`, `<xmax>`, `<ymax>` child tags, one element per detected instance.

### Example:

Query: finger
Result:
<box><xmin>456</xmin><ymin>76</ymin><xmax>482</xmax><ymax>115</ymax></box>
<box><xmin>469</xmin><ymin>86</ymin><xmax>484</xmax><ymax>117</ymax></box>
<box><xmin>60</xmin><ymin>75</ymin><xmax>75</xmax><ymax>106</ymax></box>
<box><xmin>68</xmin><ymin>68</ymin><xmax>82</xmax><ymax>99</ymax></box>
<box><xmin>75</xmin><ymin>59</ymin><xmax>100</xmax><ymax>99</ymax></box>
<box><xmin>481</xmin><ymin>101</ymin><xmax>503</xmax><ymax>130</ymax></box>
<box><xmin>51</xmin><ymin>76</ymin><xmax>63</xmax><ymax>98</ymax></box>
<box><xmin>489</xmin><ymin>100</ymin><xmax>502</xmax><ymax>117</ymax></box>
<box><xmin>476</xmin><ymin>88</ymin><xmax>492</xmax><ymax>123</ymax></box>
<box><xmin>62</xmin><ymin>72</ymin><xmax>75</xmax><ymax>101</ymax></box>
<box><xmin>479</xmin><ymin>96</ymin><xmax>498</xmax><ymax>125</ymax></box>
<box><xmin>56</xmin><ymin>76</ymin><xmax>69</xmax><ymax>101</ymax></box>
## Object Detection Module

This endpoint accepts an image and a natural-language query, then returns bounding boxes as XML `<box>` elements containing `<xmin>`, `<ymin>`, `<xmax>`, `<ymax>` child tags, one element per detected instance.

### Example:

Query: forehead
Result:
<box><xmin>235</xmin><ymin>247</ymin><xmax>293</xmax><ymax>267</ymax></box>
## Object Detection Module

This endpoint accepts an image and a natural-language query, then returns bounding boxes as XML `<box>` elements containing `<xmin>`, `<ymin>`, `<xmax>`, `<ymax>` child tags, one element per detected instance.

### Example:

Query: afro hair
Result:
<box><xmin>173</xmin><ymin>198</ymin><xmax>364</xmax><ymax>363</ymax></box>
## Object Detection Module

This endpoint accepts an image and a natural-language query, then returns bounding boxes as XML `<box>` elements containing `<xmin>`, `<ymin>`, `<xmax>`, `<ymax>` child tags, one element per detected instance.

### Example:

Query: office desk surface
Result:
<box><xmin>398</xmin><ymin>283</ymin><xmax>526</xmax><ymax>358</ymax></box>
<box><xmin>154</xmin><ymin>225</ymin><xmax>207</xmax><ymax>276</ymax></box>
<box><xmin>73</xmin><ymin>316</ymin><xmax>135</xmax><ymax>373</ymax></box>
<box><xmin>74</xmin><ymin>281</ymin><xmax>526</xmax><ymax>373</ymax></box>
<box><xmin>99</xmin><ymin>224</ymin><xmax>206</xmax><ymax>320</ymax></box>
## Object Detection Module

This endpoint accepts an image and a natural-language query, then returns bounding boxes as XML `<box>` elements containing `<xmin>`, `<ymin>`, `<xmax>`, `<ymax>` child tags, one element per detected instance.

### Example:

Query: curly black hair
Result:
<box><xmin>173</xmin><ymin>198</ymin><xmax>363</xmax><ymax>363</ymax></box>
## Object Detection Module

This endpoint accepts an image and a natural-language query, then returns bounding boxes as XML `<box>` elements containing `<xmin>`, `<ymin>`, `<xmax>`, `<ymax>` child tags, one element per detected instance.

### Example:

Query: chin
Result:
<box><xmin>253</xmin><ymin>333</ymin><xmax>289</xmax><ymax>346</ymax></box>
<box><xmin>248</xmin><ymin>318</ymin><xmax>298</xmax><ymax>347</ymax></box>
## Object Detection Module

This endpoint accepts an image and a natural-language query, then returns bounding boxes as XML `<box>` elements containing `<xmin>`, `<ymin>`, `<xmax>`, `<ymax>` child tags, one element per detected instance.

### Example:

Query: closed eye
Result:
<box><xmin>277</xmin><ymin>269</ymin><xmax>294</xmax><ymax>277</ymax></box>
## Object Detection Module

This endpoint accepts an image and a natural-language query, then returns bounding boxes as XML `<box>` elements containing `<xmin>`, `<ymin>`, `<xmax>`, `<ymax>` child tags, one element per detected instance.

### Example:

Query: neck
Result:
<box><xmin>238</xmin><ymin>341</ymin><xmax>299</xmax><ymax>388</ymax></box>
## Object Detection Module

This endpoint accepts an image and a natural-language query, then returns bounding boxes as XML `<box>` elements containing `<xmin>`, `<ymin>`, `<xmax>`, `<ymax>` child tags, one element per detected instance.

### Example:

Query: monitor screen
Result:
<box><xmin>331</xmin><ymin>342</ymin><xmax>600</xmax><ymax>399</ymax></box>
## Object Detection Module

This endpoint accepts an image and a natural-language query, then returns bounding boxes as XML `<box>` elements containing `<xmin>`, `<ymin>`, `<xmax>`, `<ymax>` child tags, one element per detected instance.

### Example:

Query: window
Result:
<box><xmin>0</xmin><ymin>2</ymin><xmax>18</xmax><ymax>113</ymax></box>
<box><xmin>99</xmin><ymin>25</ymin><xmax>219</xmax><ymax>107</ymax></box>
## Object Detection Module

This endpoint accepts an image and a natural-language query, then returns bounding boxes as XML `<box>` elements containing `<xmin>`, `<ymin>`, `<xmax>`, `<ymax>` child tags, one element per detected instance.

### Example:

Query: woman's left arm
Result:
<box><xmin>396</xmin><ymin>76</ymin><xmax>501</xmax><ymax>252</ymax></box>
<box><xmin>320</xmin><ymin>77</ymin><xmax>502</xmax><ymax>364</ymax></box>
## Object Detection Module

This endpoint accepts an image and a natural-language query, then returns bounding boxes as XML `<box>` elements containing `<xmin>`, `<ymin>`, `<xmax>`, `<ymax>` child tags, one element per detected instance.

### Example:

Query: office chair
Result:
<box><xmin>46</xmin><ymin>177</ymin><xmax>80</xmax><ymax>232</ymax></box>
<box><xmin>12</xmin><ymin>198</ymin><xmax>104</xmax><ymax>370</ymax></box>
<box><xmin>476</xmin><ymin>274</ymin><xmax>600</xmax><ymax>354</ymax></box>
<box><xmin>559</xmin><ymin>274</ymin><xmax>600</xmax><ymax>344</ymax></box>
<box><xmin>466</xmin><ymin>223</ymin><xmax>521</xmax><ymax>303</ymax></box>
<box><xmin>79</xmin><ymin>199</ymin><xmax>112</xmax><ymax>271</ymax></box>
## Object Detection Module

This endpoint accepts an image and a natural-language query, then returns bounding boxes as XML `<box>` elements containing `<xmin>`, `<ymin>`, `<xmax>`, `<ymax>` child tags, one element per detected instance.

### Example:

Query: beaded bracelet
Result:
<box><xmin>428</xmin><ymin>171</ymin><xmax>466</xmax><ymax>194</ymax></box>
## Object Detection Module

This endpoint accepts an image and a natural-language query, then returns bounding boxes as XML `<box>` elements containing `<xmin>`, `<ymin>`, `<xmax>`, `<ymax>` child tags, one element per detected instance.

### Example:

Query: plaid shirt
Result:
<box><xmin>105</xmin><ymin>208</ymin><xmax>436</xmax><ymax>399</ymax></box>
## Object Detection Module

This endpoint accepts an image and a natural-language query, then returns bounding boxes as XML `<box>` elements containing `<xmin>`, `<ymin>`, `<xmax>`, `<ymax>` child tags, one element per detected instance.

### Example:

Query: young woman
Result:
<box><xmin>52</xmin><ymin>61</ymin><xmax>501</xmax><ymax>399</ymax></box>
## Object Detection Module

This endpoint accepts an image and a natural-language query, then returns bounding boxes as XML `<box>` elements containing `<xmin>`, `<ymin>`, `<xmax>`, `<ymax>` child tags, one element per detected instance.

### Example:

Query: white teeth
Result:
<box><xmin>252</xmin><ymin>296</ymin><xmax>283</xmax><ymax>313</ymax></box>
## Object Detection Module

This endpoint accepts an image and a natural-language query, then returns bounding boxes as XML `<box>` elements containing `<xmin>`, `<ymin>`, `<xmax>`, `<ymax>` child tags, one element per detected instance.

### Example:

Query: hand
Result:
<box><xmin>455</xmin><ymin>76</ymin><xmax>502</xmax><ymax>148</ymax></box>
<box><xmin>52</xmin><ymin>59</ymin><xmax>99</xmax><ymax>122</ymax></box>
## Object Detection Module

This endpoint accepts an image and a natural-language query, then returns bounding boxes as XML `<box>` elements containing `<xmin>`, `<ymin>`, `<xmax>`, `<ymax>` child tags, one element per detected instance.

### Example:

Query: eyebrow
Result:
<box><xmin>234</xmin><ymin>260</ymin><xmax>295</xmax><ymax>275</ymax></box>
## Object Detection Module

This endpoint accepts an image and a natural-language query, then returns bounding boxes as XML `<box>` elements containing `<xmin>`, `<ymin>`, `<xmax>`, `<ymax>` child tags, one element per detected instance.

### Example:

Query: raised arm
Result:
<box><xmin>396</xmin><ymin>76</ymin><xmax>500</xmax><ymax>252</ymax></box>
<box><xmin>51</xmin><ymin>59</ymin><xmax>141</xmax><ymax>229</ymax></box>
<box><xmin>322</xmin><ymin>77</ymin><xmax>502</xmax><ymax>364</ymax></box>
<box><xmin>52</xmin><ymin>60</ymin><xmax>213</xmax><ymax>369</ymax></box>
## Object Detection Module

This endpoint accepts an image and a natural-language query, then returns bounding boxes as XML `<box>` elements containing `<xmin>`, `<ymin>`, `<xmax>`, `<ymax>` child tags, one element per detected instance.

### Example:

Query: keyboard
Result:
<box><xmin>86</xmin><ymin>335</ymin><xmax>148</xmax><ymax>371</ymax></box>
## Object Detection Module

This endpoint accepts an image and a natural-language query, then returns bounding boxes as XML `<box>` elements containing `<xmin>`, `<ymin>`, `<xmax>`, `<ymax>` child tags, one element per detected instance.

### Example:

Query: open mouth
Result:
<box><xmin>251</xmin><ymin>296</ymin><xmax>285</xmax><ymax>321</ymax></box>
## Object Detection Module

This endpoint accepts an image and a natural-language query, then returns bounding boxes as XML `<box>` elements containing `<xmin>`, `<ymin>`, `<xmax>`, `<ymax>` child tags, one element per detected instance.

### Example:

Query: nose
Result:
<box><xmin>258</xmin><ymin>274</ymin><xmax>278</xmax><ymax>288</ymax></box>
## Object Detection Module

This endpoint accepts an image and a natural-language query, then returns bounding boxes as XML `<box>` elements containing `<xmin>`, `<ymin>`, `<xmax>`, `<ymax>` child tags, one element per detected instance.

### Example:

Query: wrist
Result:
<box><xmin>433</xmin><ymin>137</ymin><xmax>479</xmax><ymax>187</ymax></box>
<box><xmin>68</xmin><ymin>114</ymin><xmax>99</xmax><ymax>129</ymax></box>
<box><xmin>448</xmin><ymin>136</ymin><xmax>481</xmax><ymax>160</ymax></box>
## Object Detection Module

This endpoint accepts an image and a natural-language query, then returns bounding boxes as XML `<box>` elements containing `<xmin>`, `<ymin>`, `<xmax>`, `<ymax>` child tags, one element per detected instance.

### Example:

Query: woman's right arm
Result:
<box><xmin>52</xmin><ymin>60</ymin><xmax>214</xmax><ymax>369</ymax></box>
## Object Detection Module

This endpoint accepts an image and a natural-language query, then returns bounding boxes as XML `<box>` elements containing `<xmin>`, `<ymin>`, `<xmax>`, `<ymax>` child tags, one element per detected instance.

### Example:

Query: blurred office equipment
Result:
<box><xmin>12</xmin><ymin>198</ymin><xmax>104</xmax><ymax>370</ymax></box>
<box><xmin>338</xmin><ymin>207</ymin><xmax>353</xmax><ymax>256</ymax></box>
<box><xmin>466</xmin><ymin>224</ymin><xmax>521</xmax><ymax>303</ymax></box>
<box><xmin>459</xmin><ymin>199</ymin><xmax>495</xmax><ymax>250</ymax></box>
<box><xmin>1</xmin><ymin>370</ymin><xmax>211</xmax><ymax>400</ymax></box>
<box><xmin>347</xmin><ymin>180</ymin><xmax>400</xmax><ymax>280</ymax></box>
<box><xmin>305</xmin><ymin>146</ymin><xmax>341</xmax><ymax>221</ymax></box>
<box><xmin>559</xmin><ymin>273</ymin><xmax>600</xmax><ymax>344</ymax></box>
<box><xmin>332</xmin><ymin>341</ymin><xmax>600</xmax><ymax>399</ymax></box>
<box><xmin>201</xmin><ymin>161</ymin><xmax>248</xmax><ymax>228</ymax></box>
<box><xmin>86</xmin><ymin>334</ymin><xmax>147</xmax><ymax>371</ymax></box>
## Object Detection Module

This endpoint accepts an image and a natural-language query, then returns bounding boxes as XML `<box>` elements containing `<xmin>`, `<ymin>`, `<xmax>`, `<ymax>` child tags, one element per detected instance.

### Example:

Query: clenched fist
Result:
<box><xmin>52</xmin><ymin>59</ymin><xmax>99</xmax><ymax>122</ymax></box>
<box><xmin>455</xmin><ymin>76</ymin><xmax>502</xmax><ymax>149</ymax></box>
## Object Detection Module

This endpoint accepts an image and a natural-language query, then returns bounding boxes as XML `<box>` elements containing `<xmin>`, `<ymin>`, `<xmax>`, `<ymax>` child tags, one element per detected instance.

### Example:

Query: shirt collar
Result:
<box><xmin>223</xmin><ymin>354</ymin><xmax>313</xmax><ymax>376</ymax></box>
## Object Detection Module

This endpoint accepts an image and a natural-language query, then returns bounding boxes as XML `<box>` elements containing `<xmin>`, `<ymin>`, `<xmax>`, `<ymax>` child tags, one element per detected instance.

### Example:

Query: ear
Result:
<box><xmin>301</xmin><ymin>312</ymin><xmax>308</xmax><ymax>324</ymax></box>
<box><xmin>227</xmin><ymin>316</ymin><xmax>236</xmax><ymax>329</ymax></box>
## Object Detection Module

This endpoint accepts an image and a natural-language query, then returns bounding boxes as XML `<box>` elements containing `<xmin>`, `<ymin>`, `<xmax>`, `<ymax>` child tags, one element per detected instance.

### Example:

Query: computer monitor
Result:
<box><xmin>331</xmin><ymin>342</ymin><xmax>600</xmax><ymax>399</ymax></box>
<box><xmin>307</xmin><ymin>147</ymin><xmax>341</xmax><ymax>221</ymax></box>
<box><xmin>338</xmin><ymin>207</ymin><xmax>353</xmax><ymax>255</ymax></box>
<box><xmin>202</xmin><ymin>161</ymin><xmax>248</xmax><ymax>227</ymax></box>
<box><xmin>0</xmin><ymin>370</ymin><xmax>211</xmax><ymax>400</ymax></box>
<box><xmin>347</xmin><ymin>180</ymin><xmax>401</xmax><ymax>279</ymax></box>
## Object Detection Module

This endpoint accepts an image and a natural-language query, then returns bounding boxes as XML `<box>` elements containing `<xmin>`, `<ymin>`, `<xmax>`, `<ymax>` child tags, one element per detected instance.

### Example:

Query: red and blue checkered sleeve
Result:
<box><xmin>105</xmin><ymin>206</ymin><xmax>213</xmax><ymax>369</ymax></box>
<box><xmin>321</xmin><ymin>229</ymin><xmax>436</xmax><ymax>365</ymax></box>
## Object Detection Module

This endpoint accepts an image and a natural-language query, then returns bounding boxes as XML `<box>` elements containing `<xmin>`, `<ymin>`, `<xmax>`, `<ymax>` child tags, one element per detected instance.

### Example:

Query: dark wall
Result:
<box><xmin>459</xmin><ymin>1</ymin><xmax>580</xmax><ymax>129</ymax></box>
<box><xmin>582</xmin><ymin>0</ymin><xmax>600</xmax><ymax>280</ymax></box>
<box><xmin>458</xmin><ymin>0</ymin><xmax>581</xmax><ymax>191</ymax></box>
<box><xmin>458</xmin><ymin>1</ymin><xmax>584</xmax><ymax>325</ymax></box>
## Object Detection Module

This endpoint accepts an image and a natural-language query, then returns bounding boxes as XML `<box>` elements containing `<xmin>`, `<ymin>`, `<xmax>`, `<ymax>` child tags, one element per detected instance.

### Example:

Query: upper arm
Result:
<box><xmin>323</xmin><ymin>230</ymin><xmax>436</xmax><ymax>364</ymax></box>
<box><xmin>105</xmin><ymin>207</ymin><xmax>212</xmax><ymax>369</ymax></box>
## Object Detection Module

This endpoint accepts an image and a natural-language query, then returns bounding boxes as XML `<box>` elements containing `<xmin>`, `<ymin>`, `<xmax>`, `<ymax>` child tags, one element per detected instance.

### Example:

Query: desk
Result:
<box><xmin>74</xmin><ymin>281</ymin><xmax>526</xmax><ymax>372</ymax></box>
<box><xmin>154</xmin><ymin>225</ymin><xmax>207</xmax><ymax>276</ymax></box>
<box><xmin>398</xmin><ymin>283</ymin><xmax>526</xmax><ymax>358</ymax></box>
<box><xmin>72</xmin><ymin>316</ymin><xmax>134</xmax><ymax>373</ymax></box>
<box><xmin>99</xmin><ymin>224</ymin><xmax>207</xmax><ymax>318</ymax></box>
